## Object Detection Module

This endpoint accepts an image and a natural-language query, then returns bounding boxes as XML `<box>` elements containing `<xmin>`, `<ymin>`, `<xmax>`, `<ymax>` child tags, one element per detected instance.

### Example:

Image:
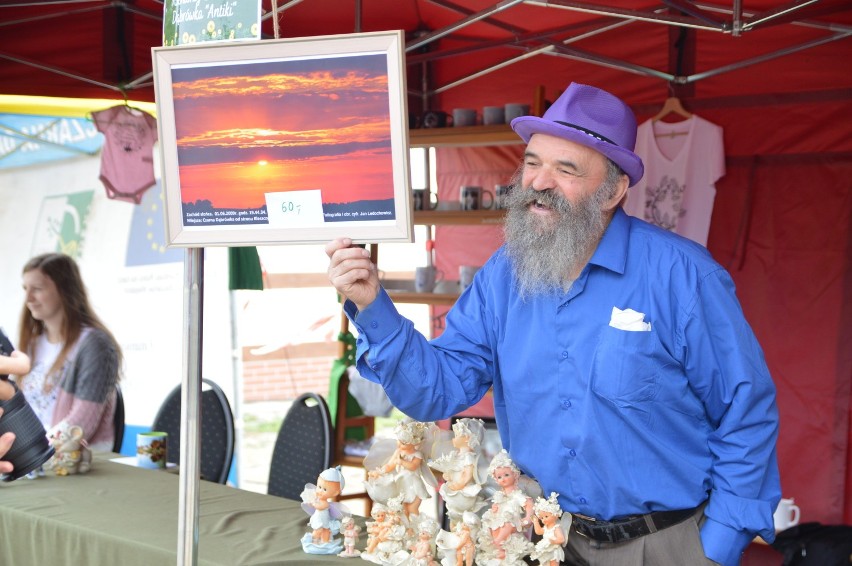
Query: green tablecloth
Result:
<box><xmin>0</xmin><ymin>455</ymin><xmax>356</xmax><ymax>565</ymax></box>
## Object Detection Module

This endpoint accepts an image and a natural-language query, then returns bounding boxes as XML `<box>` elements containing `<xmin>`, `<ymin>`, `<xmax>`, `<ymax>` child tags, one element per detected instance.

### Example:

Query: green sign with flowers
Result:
<box><xmin>163</xmin><ymin>0</ymin><xmax>260</xmax><ymax>46</ymax></box>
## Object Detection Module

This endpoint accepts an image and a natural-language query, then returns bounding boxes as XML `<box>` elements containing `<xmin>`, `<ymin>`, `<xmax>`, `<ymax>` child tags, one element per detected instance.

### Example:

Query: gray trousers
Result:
<box><xmin>561</xmin><ymin>506</ymin><xmax>721</xmax><ymax>566</ymax></box>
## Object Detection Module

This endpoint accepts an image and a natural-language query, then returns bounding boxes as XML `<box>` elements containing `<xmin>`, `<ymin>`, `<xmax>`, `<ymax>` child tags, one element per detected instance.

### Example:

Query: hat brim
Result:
<box><xmin>511</xmin><ymin>116</ymin><xmax>644</xmax><ymax>187</ymax></box>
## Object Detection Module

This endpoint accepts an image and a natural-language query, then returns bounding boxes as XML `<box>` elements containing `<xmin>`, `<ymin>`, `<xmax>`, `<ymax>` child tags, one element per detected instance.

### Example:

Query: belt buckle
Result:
<box><xmin>571</xmin><ymin>513</ymin><xmax>597</xmax><ymax>539</ymax></box>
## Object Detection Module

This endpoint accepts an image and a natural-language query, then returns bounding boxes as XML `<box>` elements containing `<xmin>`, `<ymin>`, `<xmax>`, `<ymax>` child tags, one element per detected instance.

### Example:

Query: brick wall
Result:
<box><xmin>241</xmin><ymin>341</ymin><xmax>339</xmax><ymax>402</ymax></box>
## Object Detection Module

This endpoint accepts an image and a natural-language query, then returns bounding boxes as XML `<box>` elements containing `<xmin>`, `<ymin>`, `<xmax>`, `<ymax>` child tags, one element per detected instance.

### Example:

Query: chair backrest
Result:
<box><xmin>267</xmin><ymin>392</ymin><xmax>333</xmax><ymax>501</ymax></box>
<box><xmin>151</xmin><ymin>378</ymin><xmax>235</xmax><ymax>484</ymax></box>
<box><xmin>112</xmin><ymin>384</ymin><xmax>125</xmax><ymax>453</ymax></box>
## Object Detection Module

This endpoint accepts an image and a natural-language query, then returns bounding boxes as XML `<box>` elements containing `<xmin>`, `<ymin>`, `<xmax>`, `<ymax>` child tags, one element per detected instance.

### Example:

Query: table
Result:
<box><xmin>0</xmin><ymin>454</ymin><xmax>357</xmax><ymax>565</ymax></box>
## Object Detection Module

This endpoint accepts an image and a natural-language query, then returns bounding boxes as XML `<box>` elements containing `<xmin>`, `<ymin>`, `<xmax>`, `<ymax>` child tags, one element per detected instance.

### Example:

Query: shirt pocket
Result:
<box><xmin>590</xmin><ymin>325</ymin><xmax>660</xmax><ymax>407</ymax></box>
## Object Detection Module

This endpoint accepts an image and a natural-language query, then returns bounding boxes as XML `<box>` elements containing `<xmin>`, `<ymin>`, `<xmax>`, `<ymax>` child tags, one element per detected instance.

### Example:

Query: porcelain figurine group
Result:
<box><xmin>299</xmin><ymin>417</ymin><xmax>570</xmax><ymax>565</ymax></box>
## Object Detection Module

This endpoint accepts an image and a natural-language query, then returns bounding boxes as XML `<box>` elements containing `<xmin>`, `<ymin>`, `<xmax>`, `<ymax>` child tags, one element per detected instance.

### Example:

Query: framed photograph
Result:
<box><xmin>152</xmin><ymin>30</ymin><xmax>412</xmax><ymax>247</ymax></box>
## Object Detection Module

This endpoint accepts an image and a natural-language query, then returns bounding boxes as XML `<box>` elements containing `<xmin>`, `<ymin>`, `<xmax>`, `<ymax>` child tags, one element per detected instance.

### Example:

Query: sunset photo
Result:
<box><xmin>173</xmin><ymin>53</ymin><xmax>396</xmax><ymax>225</ymax></box>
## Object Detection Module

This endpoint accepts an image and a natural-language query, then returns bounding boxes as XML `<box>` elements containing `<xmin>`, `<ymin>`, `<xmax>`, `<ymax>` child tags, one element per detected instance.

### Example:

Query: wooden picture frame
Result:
<box><xmin>152</xmin><ymin>30</ymin><xmax>412</xmax><ymax>247</ymax></box>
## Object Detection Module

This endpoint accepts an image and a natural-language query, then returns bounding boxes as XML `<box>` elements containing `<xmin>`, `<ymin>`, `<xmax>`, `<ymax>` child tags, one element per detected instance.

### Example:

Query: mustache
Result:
<box><xmin>508</xmin><ymin>185</ymin><xmax>571</xmax><ymax>213</ymax></box>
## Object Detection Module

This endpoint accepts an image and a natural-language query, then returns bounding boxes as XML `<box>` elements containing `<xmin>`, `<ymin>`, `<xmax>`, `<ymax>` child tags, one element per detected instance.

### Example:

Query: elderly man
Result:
<box><xmin>326</xmin><ymin>83</ymin><xmax>780</xmax><ymax>566</ymax></box>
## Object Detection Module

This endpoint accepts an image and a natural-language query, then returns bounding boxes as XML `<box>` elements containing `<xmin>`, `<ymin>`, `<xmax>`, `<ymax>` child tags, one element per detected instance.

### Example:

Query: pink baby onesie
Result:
<box><xmin>92</xmin><ymin>105</ymin><xmax>159</xmax><ymax>204</ymax></box>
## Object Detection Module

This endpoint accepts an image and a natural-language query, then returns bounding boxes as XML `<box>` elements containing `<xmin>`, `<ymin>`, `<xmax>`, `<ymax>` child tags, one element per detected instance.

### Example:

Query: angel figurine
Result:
<box><xmin>365</xmin><ymin>418</ymin><xmax>438</xmax><ymax>519</ymax></box>
<box><xmin>435</xmin><ymin>511</ymin><xmax>479</xmax><ymax>566</ymax></box>
<box><xmin>299</xmin><ymin>466</ymin><xmax>350</xmax><ymax>555</ymax></box>
<box><xmin>339</xmin><ymin>516</ymin><xmax>362</xmax><ymax>558</ymax></box>
<box><xmin>477</xmin><ymin>450</ymin><xmax>536</xmax><ymax>564</ymax></box>
<box><xmin>363</xmin><ymin>502</ymin><xmax>390</xmax><ymax>557</ymax></box>
<box><xmin>530</xmin><ymin>492</ymin><xmax>569</xmax><ymax>566</ymax></box>
<box><xmin>405</xmin><ymin>517</ymin><xmax>440</xmax><ymax>566</ymax></box>
<box><xmin>361</xmin><ymin>495</ymin><xmax>410</xmax><ymax>565</ymax></box>
<box><xmin>428</xmin><ymin>418</ymin><xmax>486</xmax><ymax>528</ymax></box>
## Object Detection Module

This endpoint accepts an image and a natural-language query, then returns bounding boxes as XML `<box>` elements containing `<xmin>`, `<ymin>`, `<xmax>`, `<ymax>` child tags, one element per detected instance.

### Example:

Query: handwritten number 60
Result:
<box><xmin>281</xmin><ymin>201</ymin><xmax>301</xmax><ymax>214</ymax></box>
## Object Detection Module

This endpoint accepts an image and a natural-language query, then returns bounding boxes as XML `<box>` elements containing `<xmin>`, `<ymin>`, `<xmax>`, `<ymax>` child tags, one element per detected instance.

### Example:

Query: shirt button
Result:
<box><xmin>561</xmin><ymin>399</ymin><xmax>572</xmax><ymax>409</ymax></box>
<box><xmin>370</xmin><ymin>321</ymin><xmax>378</xmax><ymax>329</ymax></box>
<box><xmin>579</xmin><ymin>497</ymin><xmax>587</xmax><ymax>504</ymax></box>
<box><xmin>569</xmin><ymin>449</ymin><xmax>577</xmax><ymax>457</ymax></box>
<box><xmin>560</xmin><ymin>351</ymin><xmax>568</xmax><ymax>359</ymax></box>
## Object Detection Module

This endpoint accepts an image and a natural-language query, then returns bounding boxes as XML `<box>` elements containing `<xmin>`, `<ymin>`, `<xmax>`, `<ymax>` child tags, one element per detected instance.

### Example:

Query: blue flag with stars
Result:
<box><xmin>125</xmin><ymin>181</ymin><xmax>183</xmax><ymax>266</ymax></box>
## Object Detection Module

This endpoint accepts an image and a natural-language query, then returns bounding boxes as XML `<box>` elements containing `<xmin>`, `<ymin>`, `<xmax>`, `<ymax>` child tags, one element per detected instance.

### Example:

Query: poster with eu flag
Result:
<box><xmin>125</xmin><ymin>181</ymin><xmax>183</xmax><ymax>266</ymax></box>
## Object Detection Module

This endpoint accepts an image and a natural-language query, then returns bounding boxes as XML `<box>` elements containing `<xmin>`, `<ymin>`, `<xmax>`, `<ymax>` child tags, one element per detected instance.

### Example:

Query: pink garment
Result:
<box><xmin>92</xmin><ymin>105</ymin><xmax>158</xmax><ymax>204</ymax></box>
<box><xmin>623</xmin><ymin>116</ymin><xmax>725</xmax><ymax>246</ymax></box>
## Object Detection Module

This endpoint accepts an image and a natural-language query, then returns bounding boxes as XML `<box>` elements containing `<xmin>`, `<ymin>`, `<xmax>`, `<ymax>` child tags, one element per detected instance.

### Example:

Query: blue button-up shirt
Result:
<box><xmin>346</xmin><ymin>208</ymin><xmax>780</xmax><ymax>565</ymax></box>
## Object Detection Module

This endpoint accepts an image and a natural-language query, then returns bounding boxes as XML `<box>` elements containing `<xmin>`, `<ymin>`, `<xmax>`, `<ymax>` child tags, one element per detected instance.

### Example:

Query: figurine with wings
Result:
<box><xmin>299</xmin><ymin>466</ymin><xmax>351</xmax><ymax>555</ymax></box>
<box><xmin>364</xmin><ymin>418</ymin><xmax>438</xmax><ymax>519</ymax></box>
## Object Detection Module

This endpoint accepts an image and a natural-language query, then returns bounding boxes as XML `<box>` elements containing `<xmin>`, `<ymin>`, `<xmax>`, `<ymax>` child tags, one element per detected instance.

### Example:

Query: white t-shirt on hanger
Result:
<box><xmin>623</xmin><ymin>115</ymin><xmax>725</xmax><ymax>247</ymax></box>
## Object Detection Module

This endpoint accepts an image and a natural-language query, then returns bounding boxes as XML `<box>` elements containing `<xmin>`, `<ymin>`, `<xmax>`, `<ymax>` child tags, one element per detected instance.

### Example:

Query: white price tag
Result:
<box><xmin>264</xmin><ymin>190</ymin><xmax>324</xmax><ymax>227</ymax></box>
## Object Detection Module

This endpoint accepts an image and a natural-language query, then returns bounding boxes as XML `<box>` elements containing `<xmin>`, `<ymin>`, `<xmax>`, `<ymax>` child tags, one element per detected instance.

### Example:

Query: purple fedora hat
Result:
<box><xmin>511</xmin><ymin>83</ymin><xmax>644</xmax><ymax>186</ymax></box>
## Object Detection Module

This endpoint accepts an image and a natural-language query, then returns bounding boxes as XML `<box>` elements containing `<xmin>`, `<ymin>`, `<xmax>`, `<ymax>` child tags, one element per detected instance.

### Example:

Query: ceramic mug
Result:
<box><xmin>504</xmin><ymin>103</ymin><xmax>531</xmax><ymax>122</ymax></box>
<box><xmin>415</xmin><ymin>266</ymin><xmax>443</xmax><ymax>293</ymax></box>
<box><xmin>460</xmin><ymin>186</ymin><xmax>494</xmax><ymax>210</ymax></box>
<box><xmin>420</xmin><ymin>110</ymin><xmax>449</xmax><ymax>128</ymax></box>
<box><xmin>494</xmin><ymin>184</ymin><xmax>512</xmax><ymax>210</ymax></box>
<box><xmin>136</xmin><ymin>431</ymin><xmax>168</xmax><ymax>469</ymax></box>
<box><xmin>452</xmin><ymin>108</ymin><xmax>477</xmax><ymax>127</ymax></box>
<box><xmin>412</xmin><ymin>189</ymin><xmax>438</xmax><ymax>211</ymax></box>
<box><xmin>482</xmin><ymin>106</ymin><xmax>505</xmax><ymax>125</ymax></box>
<box><xmin>773</xmin><ymin>498</ymin><xmax>801</xmax><ymax>531</ymax></box>
<box><xmin>459</xmin><ymin>265</ymin><xmax>481</xmax><ymax>293</ymax></box>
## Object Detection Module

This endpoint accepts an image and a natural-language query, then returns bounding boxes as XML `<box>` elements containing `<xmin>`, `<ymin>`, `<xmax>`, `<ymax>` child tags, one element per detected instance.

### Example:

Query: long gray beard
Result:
<box><xmin>503</xmin><ymin>179</ymin><xmax>612</xmax><ymax>299</ymax></box>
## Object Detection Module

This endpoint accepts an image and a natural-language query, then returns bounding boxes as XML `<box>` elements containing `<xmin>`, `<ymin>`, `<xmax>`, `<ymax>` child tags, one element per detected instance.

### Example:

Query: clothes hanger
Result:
<box><xmin>652</xmin><ymin>87</ymin><xmax>693</xmax><ymax>138</ymax></box>
<box><xmin>652</xmin><ymin>97</ymin><xmax>692</xmax><ymax>123</ymax></box>
<box><xmin>119</xmin><ymin>87</ymin><xmax>145</xmax><ymax>116</ymax></box>
<box><xmin>87</xmin><ymin>89</ymin><xmax>145</xmax><ymax>122</ymax></box>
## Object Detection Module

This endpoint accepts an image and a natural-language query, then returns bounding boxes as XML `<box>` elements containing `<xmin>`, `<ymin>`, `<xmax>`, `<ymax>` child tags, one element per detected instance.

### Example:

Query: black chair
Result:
<box><xmin>267</xmin><ymin>392</ymin><xmax>333</xmax><ymax>501</ymax></box>
<box><xmin>151</xmin><ymin>378</ymin><xmax>235</xmax><ymax>484</ymax></box>
<box><xmin>112</xmin><ymin>384</ymin><xmax>125</xmax><ymax>453</ymax></box>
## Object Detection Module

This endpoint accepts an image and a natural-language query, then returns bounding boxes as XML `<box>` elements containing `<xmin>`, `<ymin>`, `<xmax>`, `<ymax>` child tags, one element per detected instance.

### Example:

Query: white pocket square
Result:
<box><xmin>609</xmin><ymin>306</ymin><xmax>651</xmax><ymax>331</ymax></box>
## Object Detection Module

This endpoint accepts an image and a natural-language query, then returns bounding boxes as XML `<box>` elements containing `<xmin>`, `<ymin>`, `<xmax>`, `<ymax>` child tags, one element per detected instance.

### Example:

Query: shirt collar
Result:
<box><xmin>588</xmin><ymin>207</ymin><xmax>629</xmax><ymax>275</ymax></box>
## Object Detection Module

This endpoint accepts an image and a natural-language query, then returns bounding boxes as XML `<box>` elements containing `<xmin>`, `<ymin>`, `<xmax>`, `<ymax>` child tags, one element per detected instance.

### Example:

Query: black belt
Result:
<box><xmin>571</xmin><ymin>506</ymin><xmax>698</xmax><ymax>543</ymax></box>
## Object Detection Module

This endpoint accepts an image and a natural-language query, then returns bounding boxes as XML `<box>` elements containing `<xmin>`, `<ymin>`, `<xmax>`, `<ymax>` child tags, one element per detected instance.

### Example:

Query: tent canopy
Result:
<box><xmin>1</xmin><ymin>0</ymin><xmax>850</xmax><ymax>111</ymax></box>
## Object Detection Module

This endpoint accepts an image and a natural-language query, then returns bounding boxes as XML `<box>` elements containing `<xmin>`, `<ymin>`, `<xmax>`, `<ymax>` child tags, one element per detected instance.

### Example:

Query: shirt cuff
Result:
<box><xmin>700</xmin><ymin>517</ymin><xmax>753</xmax><ymax>566</ymax></box>
<box><xmin>344</xmin><ymin>289</ymin><xmax>400</xmax><ymax>346</ymax></box>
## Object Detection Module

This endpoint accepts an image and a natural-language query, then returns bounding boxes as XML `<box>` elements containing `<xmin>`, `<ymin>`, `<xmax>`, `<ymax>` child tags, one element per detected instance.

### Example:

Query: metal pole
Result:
<box><xmin>177</xmin><ymin>247</ymin><xmax>203</xmax><ymax>566</ymax></box>
<box><xmin>228</xmin><ymin>291</ymin><xmax>242</xmax><ymax>488</ymax></box>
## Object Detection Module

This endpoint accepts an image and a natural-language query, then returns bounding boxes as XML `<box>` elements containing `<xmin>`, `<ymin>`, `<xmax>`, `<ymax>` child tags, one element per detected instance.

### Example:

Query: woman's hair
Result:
<box><xmin>17</xmin><ymin>253</ymin><xmax>122</xmax><ymax>381</ymax></box>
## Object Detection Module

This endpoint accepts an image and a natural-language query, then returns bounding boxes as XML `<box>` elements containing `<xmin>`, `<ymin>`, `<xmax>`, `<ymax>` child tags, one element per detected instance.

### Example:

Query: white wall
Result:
<box><xmin>0</xmin><ymin>152</ymin><xmax>234</xmax><ymax>428</ymax></box>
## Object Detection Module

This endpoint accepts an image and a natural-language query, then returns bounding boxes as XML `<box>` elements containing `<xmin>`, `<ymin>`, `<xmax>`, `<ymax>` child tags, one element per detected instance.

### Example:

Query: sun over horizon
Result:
<box><xmin>172</xmin><ymin>54</ymin><xmax>397</xmax><ymax>211</ymax></box>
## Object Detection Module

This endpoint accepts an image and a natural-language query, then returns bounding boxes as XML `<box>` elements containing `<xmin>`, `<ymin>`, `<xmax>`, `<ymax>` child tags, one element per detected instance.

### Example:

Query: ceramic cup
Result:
<box><xmin>460</xmin><ymin>185</ymin><xmax>494</xmax><ymax>210</ymax></box>
<box><xmin>421</xmin><ymin>110</ymin><xmax>449</xmax><ymax>128</ymax></box>
<box><xmin>773</xmin><ymin>498</ymin><xmax>801</xmax><ymax>531</ymax></box>
<box><xmin>494</xmin><ymin>184</ymin><xmax>512</xmax><ymax>210</ymax></box>
<box><xmin>482</xmin><ymin>106</ymin><xmax>505</xmax><ymax>125</ymax></box>
<box><xmin>452</xmin><ymin>108</ymin><xmax>477</xmax><ymax>127</ymax></box>
<box><xmin>412</xmin><ymin>189</ymin><xmax>438</xmax><ymax>211</ymax></box>
<box><xmin>136</xmin><ymin>431</ymin><xmax>168</xmax><ymax>469</ymax></box>
<box><xmin>415</xmin><ymin>266</ymin><xmax>443</xmax><ymax>293</ymax></box>
<box><xmin>459</xmin><ymin>265</ymin><xmax>481</xmax><ymax>293</ymax></box>
<box><xmin>504</xmin><ymin>103</ymin><xmax>531</xmax><ymax>122</ymax></box>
